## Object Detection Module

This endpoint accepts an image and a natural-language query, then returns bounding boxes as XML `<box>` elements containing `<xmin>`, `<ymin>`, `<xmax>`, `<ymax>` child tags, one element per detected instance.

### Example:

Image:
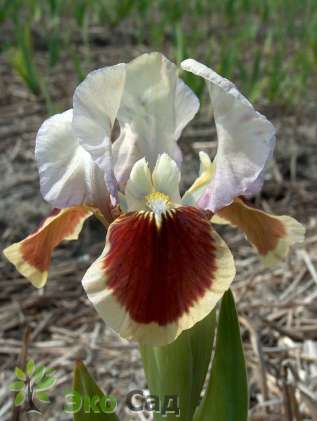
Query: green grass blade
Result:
<box><xmin>195</xmin><ymin>290</ymin><xmax>248</xmax><ymax>421</ymax></box>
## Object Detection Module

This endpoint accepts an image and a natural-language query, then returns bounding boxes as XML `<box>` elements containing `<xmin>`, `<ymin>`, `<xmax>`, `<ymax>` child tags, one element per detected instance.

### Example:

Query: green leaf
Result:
<box><xmin>72</xmin><ymin>361</ymin><xmax>119</xmax><ymax>420</ymax></box>
<box><xmin>15</xmin><ymin>391</ymin><xmax>26</xmax><ymax>406</ymax></box>
<box><xmin>35</xmin><ymin>376</ymin><xmax>56</xmax><ymax>391</ymax></box>
<box><xmin>195</xmin><ymin>290</ymin><xmax>248</xmax><ymax>421</ymax></box>
<box><xmin>10</xmin><ymin>381</ymin><xmax>25</xmax><ymax>391</ymax></box>
<box><xmin>15</xmin><ymin>367</ymin><xmax>26</xmax><ymax>381</ymax></box>
<box><xmin>35</xmin><ymin>390</ymin><xmax>50</xmax><ymax>403</ymax></box>
<box><xmin>190</xmin><ymin>308</ymin><xmax>217</xmax><ymax>407</ymax></box>
<box><xmin>140</xmin><ymin>309</ymin><xmax>217</xmax><ymax>421</ymax></box>
<box><xmin>27</xmin><ymin>359</ymin><xmax>35</xmax><ymax>376</ymax></box>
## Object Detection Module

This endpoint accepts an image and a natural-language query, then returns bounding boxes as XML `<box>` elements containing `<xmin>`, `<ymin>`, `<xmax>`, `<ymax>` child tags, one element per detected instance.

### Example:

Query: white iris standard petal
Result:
<box><xmin>72</xmin><ymin>53</ymin><xmax>199</xmax><ymax>197</ymax></box>
<box><xmin>35</xmin><ymin>109</ymin><xmax>111</xmax><ymax>216</ymax></box>
<box><xmin>72</xmin><ymin>63</ymin><xmax>126</xmax><ymax>198</ymax></box>
<box><xmin>112</xmin><ymin>53</ymin><xmax>200</xmax><ymax>188</ymax></box>
<box><xmin>181</xmin><ymin>58</ymin><xmax>276</xmax><ymax>212</ymax></box>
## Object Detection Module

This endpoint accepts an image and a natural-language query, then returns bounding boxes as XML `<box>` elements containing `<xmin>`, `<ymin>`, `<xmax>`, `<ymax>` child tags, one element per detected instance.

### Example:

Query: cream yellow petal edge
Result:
<box><xmin>3</xmin><ymin>206</ymin><xmax>93</xmax><ymax>288</ymax></box>
<box><xmin>211</xmin><ymin>213</ymin><xmax>228</xmax><ymax>225</ymax></box>
<box><xmin>212</xmin><ymin>199</ymin><xmax>305</xmax><ymax>266</ymax></box>
<box><xmin>182</xmin><ymin>151</ymin><xmax>216</xmax><ymax>206</ymax></box>
<box><xmin>3</xmin><ymin>243</ymin><xmax>48</xmax><ymax>288</ymax></box>
<box><xmin>261</xmin><ymin>215</ymin><xmax>305</xmax><ymax>267</ymax></box>
<box><xmin>82</xmin><ymin>227</ymin><xmax>235</xmax><ymax>346</ymax></box>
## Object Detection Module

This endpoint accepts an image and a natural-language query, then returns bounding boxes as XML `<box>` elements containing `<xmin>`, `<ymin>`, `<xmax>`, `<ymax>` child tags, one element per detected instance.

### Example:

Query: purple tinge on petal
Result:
<box><xmin>181</xmin><ymin>58</ymin><xmax>276</xmax><ymax>212</ymax></box>
<box><xmin>72</xmin><ymin>63</ymin><xmax>127</xmax><ymax>201</ymax></box>
<box><xmin>35</xmin><ymin>109</ymin><xmax>112</xmax><ymax>217</ymax></box>
<box><xmin>72</xmin><ymin>54</ymin><xmax>199</xmax><ymax>196</ymax></box>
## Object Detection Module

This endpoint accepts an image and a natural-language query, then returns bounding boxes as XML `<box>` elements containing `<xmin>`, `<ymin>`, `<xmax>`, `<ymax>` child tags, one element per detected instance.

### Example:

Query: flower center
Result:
<box><xmin>145</xmin><ymin>192</ymin><xmax>171</xmax><ymax>216</ymax></box>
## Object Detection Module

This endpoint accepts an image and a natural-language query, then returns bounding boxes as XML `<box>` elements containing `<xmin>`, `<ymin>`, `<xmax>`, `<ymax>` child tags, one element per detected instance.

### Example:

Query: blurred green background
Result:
<box><xmin>1</xmin><ymin>0</ymin><xmax>316</xmax><ymax>113</ymax></box>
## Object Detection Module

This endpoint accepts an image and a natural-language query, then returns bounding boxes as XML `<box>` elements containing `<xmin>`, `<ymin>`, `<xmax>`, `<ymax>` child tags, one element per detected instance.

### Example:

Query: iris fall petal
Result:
<box><xmin>3</xmin><ymin>206</ymin><xmax>93</xmax><ymax>288</ymax></box>
<box><xmin>213</xmin><ymin>198</ymin><xmax>305</xmax><ymax>266</ymax></box>
<box><xmin>82</xmin><ymin>206</ymin><xmax>235</xmax><ymax>345</ymax></box>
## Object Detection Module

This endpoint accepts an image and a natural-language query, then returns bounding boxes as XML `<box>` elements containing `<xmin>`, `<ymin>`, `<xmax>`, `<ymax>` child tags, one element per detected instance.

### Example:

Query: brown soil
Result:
<box><xmin>1</xmin><ymin>37</ymin><xmax>317</xmax><ymax>420</ymax></box>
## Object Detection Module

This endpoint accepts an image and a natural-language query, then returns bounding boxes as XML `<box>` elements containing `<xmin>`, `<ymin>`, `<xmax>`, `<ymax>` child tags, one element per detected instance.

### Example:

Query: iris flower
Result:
<box><xmin>4</xmin><ymin>53</ymin><xmax>304</xmax><ymax>345</ymax></box>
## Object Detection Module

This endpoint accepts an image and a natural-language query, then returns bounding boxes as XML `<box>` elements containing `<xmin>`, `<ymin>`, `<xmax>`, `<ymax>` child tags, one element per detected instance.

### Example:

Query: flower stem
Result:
<box><xmin>140</xmin><ymin>309</ymin><xmax>216</xmax><ymax>420</ymax></box>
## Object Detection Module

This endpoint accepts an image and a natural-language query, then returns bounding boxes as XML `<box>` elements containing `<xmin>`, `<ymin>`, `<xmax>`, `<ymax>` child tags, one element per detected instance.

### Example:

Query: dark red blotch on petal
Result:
<box><xmin>104</xmin><ymin>206</ymin><xmax>217</xmax><ymax>325</ymax></box>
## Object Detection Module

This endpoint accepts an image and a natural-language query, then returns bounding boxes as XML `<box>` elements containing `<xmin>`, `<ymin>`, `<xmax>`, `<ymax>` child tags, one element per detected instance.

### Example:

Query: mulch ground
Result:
<box><xmin>1</xmin><ymin>36</ymin><xmax>317</xmax><ymax>421</ymax></box>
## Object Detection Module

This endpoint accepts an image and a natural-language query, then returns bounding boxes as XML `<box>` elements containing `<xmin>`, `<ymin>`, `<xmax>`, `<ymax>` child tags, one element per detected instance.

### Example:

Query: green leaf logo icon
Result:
<box><xmin>15</xmin><ymin>391</ymin><xmax>26</xmax><ymax>407</ymax></box>
<box><xmin>35</xmin><ymin>376</ymin><xmax>56</xmax><ymax>392</ymax></box>
<box><xmin>35</xmin><ymin>391</ymin><xmax>50</xmax><ymax>403</ymax></box>
<box><xmin>10</xmin><ymin>381</ymin><xmax>25</xmax><ymax>392</ymax></box>
<box><xmin>31</xmin><ymin>364</ymin><xmax>46</xmax><ymax>384</ymax></box>
<box><xmin>26</xmin><ymin>359</ymin><xmax>35</xmax><ymax>376</ymax></box>
<box><xmin>11</xmin><ymin>359</ymin><xmax>57</xmax><ymax>409</ymax></box>
<box><xmin>15</xmin><ymin>367</ymin><xmax>26</xmax><ymax>381</ymax></box>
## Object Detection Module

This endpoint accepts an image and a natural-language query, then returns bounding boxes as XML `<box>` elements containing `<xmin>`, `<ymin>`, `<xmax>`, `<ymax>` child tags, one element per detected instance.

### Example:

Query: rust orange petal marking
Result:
<box><xmin>104</xmin><ymin>207</ymin><xmax>218</xmax><ymax>325</ymax></box>
<box><xmin>217</xmin><ymin>199</ymin><xmax>285</xmax><ymax>255</ymax></box>
<box><xmin>22</xmin><ymin>207</ymin><xmax>91</xmax><ymax>271</ymax></box>
<box><xmin>216</xmin><ymin>198</ymin><xmax>305</xmax><ymax>264</ymax></box>
<box><xmin>3</xmin><ymin>206</ymin><xmax>93</xmax><ymax>287</ymax></box>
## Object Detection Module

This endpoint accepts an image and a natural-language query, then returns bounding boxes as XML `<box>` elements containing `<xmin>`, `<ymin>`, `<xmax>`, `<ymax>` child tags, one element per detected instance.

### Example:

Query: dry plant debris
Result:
<box><xmin>0</xmin><ymin>45</ymin><xmax>316</xmax><ymax>421</ymax></box>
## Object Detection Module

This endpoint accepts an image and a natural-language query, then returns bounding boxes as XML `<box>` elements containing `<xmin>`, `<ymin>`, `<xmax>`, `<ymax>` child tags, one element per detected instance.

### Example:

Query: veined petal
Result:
<box><xmin>213</xmin><ymin>198</ymin><xmax>305</xmax><ymax>266</ymax></box>
<box><xmin>113</xmin><ymin>53</ymin><xmax>199</xmax><ymax>187</ymax></box>
<box><xmin>182</xmin><ymin>151</ymin><xmax>215</xmax><ymax>206</ymax></box>
<box><xmin>72</xmin><ymin>63</ymin><xmax>126</xmax><ymax>197</ymax></box>
<box><xmin>124</xmin><ymin>158</ymin><xmax>153</xmax><ymax>211</ymax></box>
<box><xmin>174</xmin><ymin>78</ymin><xmax>200</xmax><ymax>140</ymax></box>
<box><xmin>112</xmin><ymin>124</ymin><xmax>140</xmax><ymax>188</ymax></box>
<box><xmin>82</xmin><ymin>206</ymin><xmax>235</xmax><ymax>345</ymax></box>
<box><xmin>3</xmin><ymin>206</ymin><xmax>93</xmax><ymax>288</ymax></box>
<box><xmin>152</xmin><ymin>154</ymin><xmax>181</xmax><ymax>203</ymax></box>
<box><xmin>181</xmin><ymin>59</ymin><xmax>276</xmax><ymax>211</ymax></box>
<box><xmin>35</xmin><ymin>110</ymin><xmax>112</xmax><ymax>218</ymax></box>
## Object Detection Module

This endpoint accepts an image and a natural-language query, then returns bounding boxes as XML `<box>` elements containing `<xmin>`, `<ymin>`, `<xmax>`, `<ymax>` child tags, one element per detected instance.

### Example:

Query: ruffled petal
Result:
<box><xmin>72</xmin><ymin>63</ymin><xmax>126</xmax><ymax>197</ymax></box>
<box><xmin>112</xmin><ymin>124</ymin><xmax>140</xmax><ymax>189</ymax></box>
<box><xmin>213</xmin><ymin>198</ymin><xmax>305</xmax><ymax>266</ymax></box>
<box><xmin>181</xmin><ymin>59</ymin><xmax>276</xmax><ymax>212</ymax></box>
<box><xmin>152</xmin><ymin>154</ymin><xmax>181</xmax><ymax>203</ymax></box>
<box><xmin>113</xmin><ymin>53</ymin><xmax>199</xmax><ymax>187</ymax></box>
<box><xmin>72</xmin><ymin>54</ymin><xmax>199</xmax><ymax>194</ymax></box>
<box><xmin>3</xmin><ymin>206</ymin><xmax>93</xmax><ymax>288</ymax></box>
<box><xmin>36</xmin><ymin>110</ymin><xmax>112</xmax><ymax>218</ymax></box>
<box><xmin>82</xmin><ymin>206</ymin><xmax>235</xmax><ymax>345</ymax></box>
